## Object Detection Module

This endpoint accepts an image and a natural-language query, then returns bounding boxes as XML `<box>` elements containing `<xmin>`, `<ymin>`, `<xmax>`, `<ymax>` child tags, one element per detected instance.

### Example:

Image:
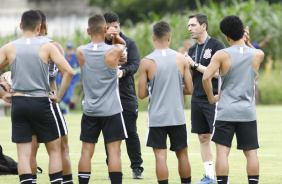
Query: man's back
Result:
<box><xmin>81</xmin><ymin>42</ymin><xmax>122</xmax><ymax>117</ymax></box>
<box><xmin>217</xmin><ymin>45</ymin><xmax>257</xmax><ymax>121</ymax></box>
<box><xmin>146</xmin><ymin>49</ymin><xmax>186</xmax><ymax>127</ymax></box>
<box><xmin>10</xmin><ymin>37</ymin><xmax>50</xmax><ymax>96</ymax></box>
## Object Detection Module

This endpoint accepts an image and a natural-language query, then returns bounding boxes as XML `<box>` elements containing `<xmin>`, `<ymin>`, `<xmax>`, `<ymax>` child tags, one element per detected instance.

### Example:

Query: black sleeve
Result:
<box><xmin>214</xmin><ymin>40</ymin><xmax>226</xmax><ymax>53</ymax></box>
<box><xmin>120</xmin><ymin>41</ymin><xmax>140</xmax><ymax>76</ymax></box>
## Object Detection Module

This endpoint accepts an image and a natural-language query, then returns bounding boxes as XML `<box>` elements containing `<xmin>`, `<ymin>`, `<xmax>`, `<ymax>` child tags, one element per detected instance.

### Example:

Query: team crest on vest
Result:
<box><xmin>203</xmin><ymin>49</ymin><xmax>212</xmax><ymax>59</ymax></box>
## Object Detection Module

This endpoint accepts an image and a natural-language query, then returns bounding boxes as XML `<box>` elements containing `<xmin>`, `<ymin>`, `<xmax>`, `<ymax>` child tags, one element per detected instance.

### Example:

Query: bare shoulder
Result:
<box><xmin>176</xmin><ymin>52</ymin><xmax>186</xmax><ymax>62</ymax></box>
<box><xmin>140</xmin><ymin>58</ymin><xmax>154</xmax><ymax>67</ymax></box>
<box><xmin>76</xmin><ymin>46</ymin><xmax>83</xmax><ymax>57</ymax></box>
<box><xmin>51</xmin><ymin>42</ymin><xmax>64</xmax><ymax>53</ymax></box>
<box><xmin>212</xmin><ymin>50</ymin><xmax>229</xmax><ymax>60</ymax></box>
<box><xmin>255</xmin><ymin>49</ymin><xmax>265</xmax><ymax>58</ymax></box>
<box><xmin>2</xmin><ymin>43</ymin><xmax>15</xmax><ymax>51</ymax></box>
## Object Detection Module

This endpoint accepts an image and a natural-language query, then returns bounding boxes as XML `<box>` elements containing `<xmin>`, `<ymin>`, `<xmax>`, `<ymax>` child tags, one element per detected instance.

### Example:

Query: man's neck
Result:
<box><xmin>155</xmin><ymin>41</ymin><xmax>169</xmax><ymax>50</ymax></box>
<box><xmin>230</xmin><ymin>39</ymin><xmax>245</xmax><ymax>46</ymax></box>
<box><xmin>91</xmin><ymin>35</ymin><xmax>105</xmax><ymax>43</ymax></box>
<box><xmin>197</xmin><ymin>32</ymin><xmax>208</xmax><ymax>45</ymax></box>
<box><xmin>22</xmin><ymin>31</ymin><xmax>37</xmax><ymax>38</ymax></box>
<box><xmin>38</xmin><ymin>31</ymin><xmax>46</xmax><ymax>37</ymax></box>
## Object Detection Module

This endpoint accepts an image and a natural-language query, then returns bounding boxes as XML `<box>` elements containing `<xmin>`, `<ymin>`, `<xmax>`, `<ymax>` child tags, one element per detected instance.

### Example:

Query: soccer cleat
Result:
<box><xmin>133</xmin><ymin>168</ymin><xmax>143</xmax><ymax>179</ymax></box>
<box><xmin>194</xmin><ymin>175</ymin><xmax>216</xmax><ymax>184</ymax></box>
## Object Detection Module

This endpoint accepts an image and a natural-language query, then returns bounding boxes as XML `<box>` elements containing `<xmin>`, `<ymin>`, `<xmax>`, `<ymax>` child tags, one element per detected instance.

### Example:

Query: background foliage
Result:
<box><xmin>0</xmin><ymin>0</ymin><xmax>281</xmax><ymax>106</ymax></box>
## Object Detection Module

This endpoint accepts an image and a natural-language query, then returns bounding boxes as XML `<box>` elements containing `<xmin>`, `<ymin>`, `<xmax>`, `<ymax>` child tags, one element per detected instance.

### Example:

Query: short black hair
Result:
<box><xmin>189</xmin><ymin>13</ymin><xmax>209</xmax><ymax>31</ymax></box>
<box><xmin>88</xmin><ymin>14</ymin><xmax>106</xmax><ymax>35</ymax></box>
<box><xmin>153</xmin><ymin>21</ymin><xmax>171</xmax><ymax>39</ymax></box>
<box><xmin>220</xmin><ymin>15</ymin><xmax>244</xmax><ymax>41</ymax></box>
<box><xmin>21</xmin><ymin>10</ymin><xmax>42</xmax><ymax>31</ymax></box>
<box><xmin>35</xmin><ymin>10</ymin><xmax>46</xmax><ymax>30</ymax></box>
<box><xmin>104</xmin><ymin>12</ymin><xmax>119</xmax><ymax>23</ymax></box>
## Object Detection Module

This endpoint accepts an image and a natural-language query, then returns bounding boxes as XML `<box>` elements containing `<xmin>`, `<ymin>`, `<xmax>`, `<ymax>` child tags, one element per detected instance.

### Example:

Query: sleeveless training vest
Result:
<box><xmin>10</xmin><ymin>37</ymin><xmax>50</xmax><ymax>96</ymax></box>
<box><xmin>216</xmin><ymin>45</ymin><xmax>257</xmax><ymax>121</ymax></box>
<box><xmin>81</xmin><ymin>42</ymin><xmax>122</xmax><ymax>116</ymax></box>
<box><xmin>146</xmin><ymin>49</ymin><xmax>186</xmax><ymax>127</ymax></box>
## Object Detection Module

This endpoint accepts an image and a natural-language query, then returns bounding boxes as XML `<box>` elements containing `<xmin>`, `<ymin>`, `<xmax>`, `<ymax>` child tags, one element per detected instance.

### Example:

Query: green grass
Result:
<box><xmin>1</xmin><ymin>106</ymin><xmax>282</xmax><ymax>183</ymax></box>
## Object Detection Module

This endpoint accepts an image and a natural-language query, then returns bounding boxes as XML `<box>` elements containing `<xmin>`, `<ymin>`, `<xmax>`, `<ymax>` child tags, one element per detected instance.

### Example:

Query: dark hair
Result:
<box><xmin>88</xmin><ymin>14</ymin><xmax>106</xmax><ymax>35</ymax></box>
<box><xmin>153</xmin><ymin>21</ymin><xmax>171</xmax><ymax>39</ymax></box>
<box><xmin>189</xmin><ymin>13</ymin><xmax>209</xmax><ymax>31</ymax></box>
<box><xmin>35</xmin><ymin>10</ymin><xmax>46</xmax><ymax>30</ymax></box>
<box><xmin>220</xmin><ymin>15</ymin><xmax>244</xmax><ymax>41</ymax></box>
<box><xmin>103</xmin><ymin>12</ymin><xmax>119</xmax><ymax>23</ymax></box>
<box><xmin>21</xmin><ymin>10</ymin><xmax>42</xmax><ymax>31</ymax></box>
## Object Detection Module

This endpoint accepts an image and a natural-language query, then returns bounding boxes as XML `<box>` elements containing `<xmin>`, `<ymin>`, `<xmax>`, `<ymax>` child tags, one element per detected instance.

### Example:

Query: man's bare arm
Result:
<box><xmin>138</xmin><ymin>58</ymin><xmax>149</xmax><ymax>99</ymax></box>
<box><xmin>202</xmin><ymin>52</ymin><xmax>222</xmax><ymax>104</ymax></box>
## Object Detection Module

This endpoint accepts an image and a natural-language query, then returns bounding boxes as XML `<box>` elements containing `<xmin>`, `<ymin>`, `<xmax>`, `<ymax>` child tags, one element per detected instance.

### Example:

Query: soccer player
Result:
<box><xmin>202</xmin><ymin>15</ymin><xmax>264</xmax><ymax>184</ymax></box>
<box><xmin>103</xmin><ymin>12</ymin><xmax>144</xmax><ymax>179</ymax></box>
<box><xmin>28</xmin><ymin>10</ymin><xmax>73</xmax><ymax>184</ymax></box>
<box><xmin>138</xmin><ymin>21</ymin><xmax>193</xmax><ymax>184</ymax></box>
<box><xmin>76</xmin><ymin>14</ymin><xmax>127</xmax><ymax>184</ymax></box>
<box><xmin>186</xmin><ymin>13</ymin><xmax>225</xmax><ymax>184</ymax></box>
<box><xmin>0</xmin><ymin>10</ymin><xmax>73</xmax><ymax>184</ymax></box>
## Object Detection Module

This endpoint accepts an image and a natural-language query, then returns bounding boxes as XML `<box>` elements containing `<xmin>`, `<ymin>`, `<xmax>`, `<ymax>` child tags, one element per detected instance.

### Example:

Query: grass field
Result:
<box><xmin>1</xmin><ymin>105</ymin><xmax>282</xmax><ymax>184</ymax></box>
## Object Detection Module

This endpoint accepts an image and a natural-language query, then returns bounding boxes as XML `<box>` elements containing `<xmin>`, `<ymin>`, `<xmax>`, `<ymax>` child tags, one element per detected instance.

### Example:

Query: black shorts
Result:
<box><xmin>145</xmin><ymin>124</ymin><xmax>189</xmax><ymax>151</ymax></box>
<box><xmin>191</xmin><ymin>101</ymin><xmax>215</xmax><ymax>134</ymax></box>
<box><xmin>212</xmin><ymin>120</ymin><xmax>259</xmax><ymax>150</ymax></box>
<box><xmin>53</xmin><ymin>103</ymin><xmax>68</xmax><ymax>136</ymax></box>
<box><xmin>80</xmin><ymin>113</ymin><xmax>128</xmax><ymax>144</ymax></box>
<box><xmin>11</xmin><ymin>96</ymin><xmax>61</xmax><ymax>143</ymax></box>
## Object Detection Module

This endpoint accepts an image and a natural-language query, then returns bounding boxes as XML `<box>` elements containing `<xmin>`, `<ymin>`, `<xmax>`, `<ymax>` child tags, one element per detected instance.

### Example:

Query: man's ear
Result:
<box><xmin>152</xmin><ymin>35</ymin><xmax>156</xmax><ymax>42</ymax></box>
<box><xmin>87</xmin><ymin>28</ymin><xmax>91</xmax><ymax>36</ymax></box>
<box><xmin>19</xmin><ymin>23</ymin><xmax>22</xmax><ymax>30</ymax></box>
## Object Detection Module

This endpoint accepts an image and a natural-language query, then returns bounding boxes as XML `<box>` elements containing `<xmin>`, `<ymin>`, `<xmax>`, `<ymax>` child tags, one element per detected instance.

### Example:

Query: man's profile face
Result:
<box><xmin>105</xmin><ymin>21</ymin><xmax>120</xmax><ymax>41</ymax></box>
<box><xmin>187</xmin><ymin>17</ymin><xmax>204</xmax><ymax>40</ymax></box>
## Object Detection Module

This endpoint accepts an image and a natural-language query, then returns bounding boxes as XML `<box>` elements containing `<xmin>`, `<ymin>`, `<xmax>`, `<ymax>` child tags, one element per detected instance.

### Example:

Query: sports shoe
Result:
<box><xmin>133</xmin><ymin>168</ymin><xmax>143</xmax><ymax>179</ymax></box>
<box><xmin>106</xmin><ymin>176</ymin><xmax>110</xmax><ymax>180</ymax></box>
<box><xmin>194</xmin><ymin>175</ymin><xmax>216</xmax><ymax>184</ymax></box>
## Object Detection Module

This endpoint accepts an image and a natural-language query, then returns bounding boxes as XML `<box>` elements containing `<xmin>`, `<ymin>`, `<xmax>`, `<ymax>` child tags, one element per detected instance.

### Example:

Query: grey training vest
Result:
<box><xmin>10</xmin><ymin>37</ymin><xmax>50</xmax><ymax>96</ymax></box>
<box><xmin>216</xmin><ymin>45</ymin><xmax>257</xmax><ymax>121</ymax></box>
<box><xmin>37</xmin><ymin>36</ymin><xmax>58</xmax><ymax>86</ymax></box>
<box><xmin>81</xmin><ymin>42</ymin><xmax>122</xmax><ymax>116</ymax></box>
<box><xmin>146</xmin><ymin>49</ymin><xmax>186</xmax><ymax>127</ymax></box>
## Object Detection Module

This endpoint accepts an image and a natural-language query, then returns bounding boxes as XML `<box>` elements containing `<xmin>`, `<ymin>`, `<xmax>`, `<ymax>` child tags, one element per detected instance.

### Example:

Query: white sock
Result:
<box><xmin>203</xmin><ymin>161</ymin><xmax>215</xmax><ymax>180</ymax></box>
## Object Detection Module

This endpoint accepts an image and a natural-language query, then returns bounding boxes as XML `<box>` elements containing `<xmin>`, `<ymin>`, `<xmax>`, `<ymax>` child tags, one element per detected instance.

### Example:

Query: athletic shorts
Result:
<box><xmin>191</xmin><ymin>101</ymin><xmax>215</xmax><ymax>134</ymax></box>
<box><xmin>80</xmin><ymin>113</ymin><xmax>128</xmax><ymax>144</ymax></box>
<box><xmin>11</xmin><ymin>96</ymin><xmax>61</xmax><ymax>143</ymax></box>
<box><xmin>53</xmin><ymin>103</ymin><xmax>68</xmax><ymax>136</ymax></box>
<box><xmin>212</xmin><ymin>120</ymin><xmax>259</xmax><ymax>150</ymax></box>
<box><xmin>145</xmin><ymin>124</ymin><xmax>189</xmax><ymax>151</ymax></box>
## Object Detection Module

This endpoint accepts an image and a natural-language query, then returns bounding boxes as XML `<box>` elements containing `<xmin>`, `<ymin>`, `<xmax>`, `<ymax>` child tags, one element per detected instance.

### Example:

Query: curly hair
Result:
<box><xmin>220</xmin><ymin>15</ymin><xmax>244</xmax><ymax>41</ymax></box>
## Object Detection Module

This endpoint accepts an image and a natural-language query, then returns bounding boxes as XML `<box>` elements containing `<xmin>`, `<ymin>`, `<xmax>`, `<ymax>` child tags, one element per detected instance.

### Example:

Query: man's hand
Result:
<box><xmin>2</xmin><ymin>92</ymin><xmax>12</xmax><ymax>103</ymax></box>
<box><xmin>118</xmin><ymin>53</ymin><xmax>127</xmax><ymax>65</ymax></box>
<box><xmin>47</xmin><ymin>93</ymin><xmax>61</xmax><ymax>104</ymax></box>
<box><xmin>107</xmin><ymin>27</ymin><xmax>119</xmax><ymax>39</ymax></box>
<box><xmin>184</xmin><ymin>54</ymin><xmax>195</xmax><ymax>68</ymax></box>
<box><xmin>208</xmin><ymin>90</ymin><xmax>222</xmax><ymax>105</ymax></box>
<box><xmin>117</xmin><ymin>69</ymin><xmax>123</xmax><ymax>79</ymax></box>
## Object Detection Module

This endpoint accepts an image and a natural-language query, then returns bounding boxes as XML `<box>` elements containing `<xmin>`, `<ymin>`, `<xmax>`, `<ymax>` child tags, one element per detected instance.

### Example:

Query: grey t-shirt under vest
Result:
<box><xmin>81</xmin><ymin>42</ymin><xmax>122</xmax><ymax>117</ymax></box>
<box><xmin>10</xmin><ymin>37</ymin><xmax>51</xmax><ymax>96</ymax></box>
<box><xmin>146</xmin><ymin>49</ymin><xmax>186</xmax><ymax>127</ymax></box>
<box><xmin>216</xmin><ymin>45</ymin><xmax>257</xmax><ymax>121</ymax></box>
<box><xmin>37</xmin><ymin>36</ymin><xmax>58</xmax><ymax>86</ymax></box>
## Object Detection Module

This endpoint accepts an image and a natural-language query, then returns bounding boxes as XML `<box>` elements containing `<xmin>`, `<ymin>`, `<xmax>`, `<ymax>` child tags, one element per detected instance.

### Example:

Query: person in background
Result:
<box><xmin>178</xmin><ymin>38</ymin><xmax>192</xmax><ymax>55</ymax></box>
<box><xmin>57</xmin><ymin>42</ymin><xmax>81</xmax><ymax>114</ymax></box>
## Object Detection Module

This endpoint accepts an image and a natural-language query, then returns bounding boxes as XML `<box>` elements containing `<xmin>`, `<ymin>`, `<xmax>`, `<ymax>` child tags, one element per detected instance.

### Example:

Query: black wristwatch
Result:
<box><xmin>121</xmin><ymin>69</ymin><xmax>126</xmax><ymax>77</ymax></box>
<box><xmin>194</xmin><ymin>63</ymin><xmax>199</xmax><ymax>69</ymax></box>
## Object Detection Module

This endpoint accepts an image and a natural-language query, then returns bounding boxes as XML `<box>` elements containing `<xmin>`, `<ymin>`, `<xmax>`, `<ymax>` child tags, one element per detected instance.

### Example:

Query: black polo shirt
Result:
<box><xmin>188</xmin><ymin>37</ymin><xmax>225</xmax><ymax>103</ymax></box>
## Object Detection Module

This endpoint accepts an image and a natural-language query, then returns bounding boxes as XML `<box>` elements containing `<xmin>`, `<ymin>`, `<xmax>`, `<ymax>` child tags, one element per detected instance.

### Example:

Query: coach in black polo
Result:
<box><xmin>103</xmin><ymin>12</ymin><xmax>144</xmax><ymax>179</ymax></box>
<box><xmin>186</xmin><ymin>13</ymin><xmax>225</xmax><ymax>183</ymax></box>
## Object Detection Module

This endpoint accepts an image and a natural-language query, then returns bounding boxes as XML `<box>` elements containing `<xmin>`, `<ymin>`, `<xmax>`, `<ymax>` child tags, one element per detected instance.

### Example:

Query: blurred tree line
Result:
<box><xmin>89</xmin><ymin>0</ymin><xmax>282</xmax><ymax>23</ymax></box>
